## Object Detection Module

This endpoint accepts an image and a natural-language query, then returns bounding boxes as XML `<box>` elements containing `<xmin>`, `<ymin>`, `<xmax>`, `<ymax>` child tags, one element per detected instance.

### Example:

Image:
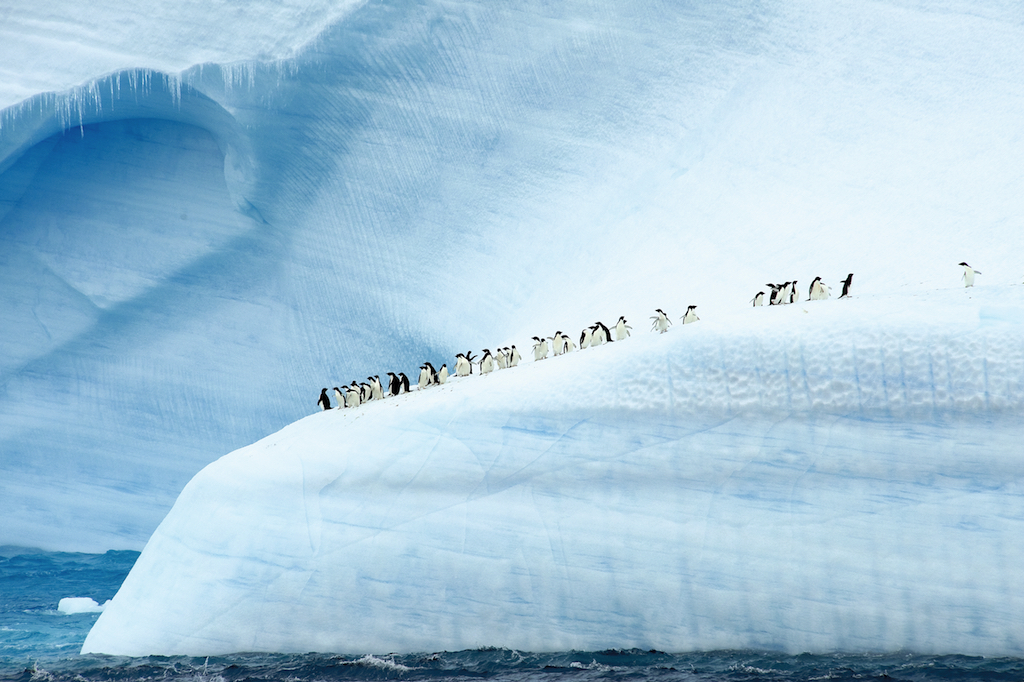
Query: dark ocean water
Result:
<box><xmin>2</xmin><ymin>550</ymin><xmax>1022</xmax><ymax>682</ymax></box>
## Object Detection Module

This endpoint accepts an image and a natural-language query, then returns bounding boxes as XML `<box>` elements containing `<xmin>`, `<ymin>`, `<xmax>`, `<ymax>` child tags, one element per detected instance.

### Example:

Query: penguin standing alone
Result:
<box><xmin>959</xmin><ymin>262</ymin><xmax>981</xmax><ymax>288</ymax></box>
<box><xmin>614</xmin><ymin>316</ymin><xmax>632</xmax><ymax>340</ymax></box>
<box><xmin>681</xmin><ymin>305</ymin><xmax>699</xmax><ymax>324</ymax></box>
<box><xmin>318</xmin><ymin>388</ymin><xmax>331</xmax><ymax>411</ymax></box>
<box><xmin>650</xmin><ymin>309</ymin><xmax>672</xmax><ymax>333</ymax></box>
<box><xmin>752</xmin><ymin>291</ymin><xmax>765</xmax><ymax>307</ymax></box>
<box><xmin>840</xmin><ymin>273</ymin><xmax>854</xmax><ymax>298</ymax></box>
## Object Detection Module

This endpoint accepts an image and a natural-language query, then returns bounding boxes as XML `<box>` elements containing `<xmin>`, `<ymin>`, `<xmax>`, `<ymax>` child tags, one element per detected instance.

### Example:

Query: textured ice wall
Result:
<box><xmin>3</xmin><ymin>0</ymin><xmax>1024</xmax><ymax>551</ymax></box>
<box><xmin>83</xmin><ymin>288</ymin><xmax>1024</xmax><ymax>656</ymax></box>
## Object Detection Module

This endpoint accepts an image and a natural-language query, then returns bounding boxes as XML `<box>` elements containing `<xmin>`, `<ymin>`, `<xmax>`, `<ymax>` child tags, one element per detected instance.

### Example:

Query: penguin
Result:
<box><xmin>614</xmin><ymin>316</ymin><xmax>632</xmax><ymax>340</ymax></box>
<box><xmin>959</xmin><ymin>262</ymin><xmax>981</xmax><ymax>288</ymax></box>
<box><xmin>808</xmin><ymin>277</ymin><xmax>822</xmax><ymax>301</ymax></box>
<box><xmin>496</xmin><ymin>348</ymin><xmax>508</xmax><ymax>369</ymax></box>
<box><xmin>650</xmin><ymin>308</ymin><xmax>672</xmax><ymax>333</ymax></box>
<box><xmin>371</xmin><ymin>376</ymin><xmax>384</xmax><ymax>401</ymax></box>
<box><xmin>387</xmin><ymin>372</ymin><xmax>401</xmax><ymax>396</ymax></box>
<box><xmin>550</xmin><ymin>332</ymin><xmax>565</xmax><ymax>356</ymax></box>
<box><xmin>424</xmin><ymin>362</ymin><xmax>438</xmax><ymax>384</ymax></box>
<box><xmin>480</xmin><ymin>349</ymin><xmax>495</xmax><ymax>374</ymax></box>
<box><xmin>778</xmin><ymin>281</ymin><xmax>792</xmax><ymax>304</ymax></box>
<box><xmin>840</xmin><ymin>273</ymin><xmax>854</xmax><ymax>298</ymax></box>
<box><xmin>562</xmin><ymin>336</ymin><xmax>576</xmax><ymax>353</ymax></box>
<box><xmin>681</xmin><ymin>305</ymin><xmax>699</xmax><ymax>324</ymax></box>
<box><xmin>766</xmin><ymin>283</ymin><xmax>781</xmax><ymax>305</ymax></box>
<box><xmin>509</xmin><ymin>345</ymin><xmax>522</xmax><ymax>367</ymax></box>
<box><xmin>454</xmin><ymin>354</ymin><xmax>468</xmax><ymax>377</ymax></box>
<box><xmin>399</xmin><ymin>372</ymin><xmax>411</xmax><ymax>393</ymax></box>
<box><xmin>360</xmin><ymin>382</ymin><xmax>372</xmax><ymax>402</ymax></box>
<box><xmin>333</xmin><ymin>387</ymin><xmax>345</xmax><ymax>407</ymax></box>
<box><xmin>345</xmin><ymin>385</ymin><xmax>361</xmax><ymax>408</ymax></box>
<box><xmin>532</xmin><ymin>336</ymin><xmax>549</xmax><ymax>361</ymax></box>
<box><xmin>752</xmin><ymin>291</ymin><xmax>765</xmax><ymax>307</ymax></box>
<box><xmin>465</xmin><ymin>351</ymin><xmax>477</xmax><ymax>374</ymax></box>
<box><xmin>438</xmin><ymin>363</ymin><xmax>449</xmax><ymax>384</ymax></box>
<box><xmin>580</xmin><ymin>326</ymin><xmax>593</xmax><ymax>349</ymax></box>
<box><xmin>789</xmin><ymin>280</ymin><xmax>799</xmax><ymax>304</ymax></box>
<box><xmin>418</xmin><ymin>365</ymin><xmax>431</xmax><ymax>389</ymax></box>
<box><xmin>348</xmin><ymin>381</ymin><xmax>363</xmax><ymax>405</ymax></box>
<box><xmin>592</xmin><ymin>322</ymin><xmax>611</xmax><ymax>346</ymax></box>
<box><xmin>318</xmin><ymin>388</ymin><xmax>331</xmax><ymax>411</ymax></box>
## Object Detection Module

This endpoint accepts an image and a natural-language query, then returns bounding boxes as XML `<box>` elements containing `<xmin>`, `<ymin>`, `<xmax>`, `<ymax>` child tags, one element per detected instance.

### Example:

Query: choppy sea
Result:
<box><xmin>2</xmin><ymin>550</ymin><xmax>1022</xmax><ymax>682</ymax></box>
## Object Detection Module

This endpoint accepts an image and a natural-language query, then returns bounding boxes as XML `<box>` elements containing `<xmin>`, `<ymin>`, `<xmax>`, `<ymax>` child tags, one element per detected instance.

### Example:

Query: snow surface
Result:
<box><xmin>83</xmin><ymin>286</ymin><xmax>1024</xmax><ymax>656</ymax></box>
<box><xmin>2</xmin><ymin>0</ymin><xmax>1024</xmax><ymax>554</ymax></box>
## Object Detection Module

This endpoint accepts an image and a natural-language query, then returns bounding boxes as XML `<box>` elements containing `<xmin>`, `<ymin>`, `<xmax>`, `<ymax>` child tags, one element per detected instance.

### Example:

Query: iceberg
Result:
<box><xmin>83</xmin><ymin>287</ymin><xmax>1024</xmax><ymax>656</ymax></box>
<box><xmin>2</xmin><ymin>0</ymin><xmax>1024</xmax><ymax>595</ymax></box>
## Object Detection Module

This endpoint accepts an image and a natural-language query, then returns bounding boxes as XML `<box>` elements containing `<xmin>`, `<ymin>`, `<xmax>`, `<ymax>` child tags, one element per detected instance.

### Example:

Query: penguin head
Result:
<box><xmin>958</xmin><ymin>262</ymin><xmax>970</xmax><ymax>267</ymax></box>
<box><xmin>321</xmin><ymin>388</ymin><xmax>328</xmax><ymax>393</ymax></box>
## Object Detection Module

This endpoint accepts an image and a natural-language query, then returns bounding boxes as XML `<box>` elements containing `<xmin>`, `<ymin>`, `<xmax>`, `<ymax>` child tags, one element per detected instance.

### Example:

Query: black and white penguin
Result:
<box><xmin>418</xmin><ymin>365</ymin><xmax>432</xmax><ymax>389</ymax></box>
<box><xmin>509</xmin><ymin>345</ymin><xmax>522</xmax><ymax>367</ymax></box>
<box><xmin>959</xmin><ymin>262</ymin><xmax>981</xmax><ymax>288</ymax></box>
<box><xmin>681</xmin><ymin>305</ymin><xmax>699</xmax><ymax>324</ymax></box>
<box><xmin>752</xmin><ymin>291</ymin><xmax>765</xmax><ymax>307</ymax></box>
<box><xmin>777</xmin><ymin>281</ymin><xmax>791</xmax><ymax>304</ymax></box>
<box><xmin>591</xmin><ymin>322</ymin><xmax>611</xmax><ymax>346</ymax></box>
<box><xmin>650</xmin><ymin>309</ymin><xmax>671</xmax><ymax>333</ymax></box>
<box><xmin>371</xmin><ymin>376</ymin><xmax>384</xmax><ymax>401</ymax></box>
<box><xmin>399</xmin><ymin>372</ymin><xmax>410</xmax><ymax>393</ymax></box>
<box><xmin>480</xmin><ymin>349</ymin><xmax>495</xmax><ymax>374</ymax></box>
<box><xmin>425</xmin><ymin>362</ymin><xmax>438</xmax><ymax>384</ymax></box>
<box><xmin>614</xmin><ymin>316</ymin><xmax>632</xmax><ymax>340</ymax></box>
<box><xmin>580</xmin><ymin>326</ymin><xmax>593</xmax><ymax>349</ymax></box>
<box><xmin>840</xmin><ymin>273</ymin><xmax>854</xmax><ymax>298</ymax></box>
<box><xmin>333</xmin><ymin>387</ymin><xmax>345</xmax><ymax>407</ymax></box>
<box><xmin>387</xmin><ymin>372</ymin><xmax>401</xmax><ymax>396</ymax></box>
<box><xmin>438</xmin><ymin>363</ymin><xmax>449</xmax><ymax>384</ymax></box>
<box><xmin>532</xmin><ymin>336</ymin><xmax>549</xmax><ymax>361</ymax></box>
<box><xmin>318</xmin><ymin>388</ymin><xmax>331</xmax><ymax>411</ymax></box>
<box><xmin>360</xmin><ymin>382</ymin><xmax>372</xmax><ymax>402</ymax></box>
<box><xmin>349</xmin><ymin>381</ymin><xmax>363</xmax><ymax>406</ymax></box>
<box><xmin>808</xmin><ymin>277</ymin><xmax>821</xmax><ymax>301</ymax></box>
<box><xmin>550</xmin><ymin>332</ymin><xmax>565</xmax><ymax>356</ymax></box>
<box><xmin>496</xmin><ymin>348</ymin><xmax>508</xmax><ymax>369</ymax></box>
<box><xmin>465</xmin><ymin>352</ymin><xmax>477</xmax><ymax>374</ymax></box>
<box><xmin>766</xmin><ymin>283</ymin><xmax>781</xmax><ymax>305</ymax></box>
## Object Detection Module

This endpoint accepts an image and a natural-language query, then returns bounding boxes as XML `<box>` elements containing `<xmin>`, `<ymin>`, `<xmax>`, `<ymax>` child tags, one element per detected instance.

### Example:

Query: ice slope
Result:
<box><xmin>3</xmin><ymin>0</ymin><xmax>1024</xmax><ymax>552</ymax></box>
<box><xmin>83</xmin><ymin>286</ymin><xmax>1024</xmax><ymax>656</ymax></box>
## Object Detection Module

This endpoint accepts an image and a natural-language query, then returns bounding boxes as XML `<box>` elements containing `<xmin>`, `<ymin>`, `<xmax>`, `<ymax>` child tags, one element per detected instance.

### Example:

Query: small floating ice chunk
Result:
<box><xmin>58</xmin><ymin>597</ymin><xmax>107</xmax><ymax>614</ymax></box>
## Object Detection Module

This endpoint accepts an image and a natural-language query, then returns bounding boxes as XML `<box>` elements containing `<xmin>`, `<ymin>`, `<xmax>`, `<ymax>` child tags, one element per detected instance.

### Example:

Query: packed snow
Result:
<box><xmin>83</xmin><ymin>285</ymin><xmax>1024</xmax><ymax>656</ymax></box>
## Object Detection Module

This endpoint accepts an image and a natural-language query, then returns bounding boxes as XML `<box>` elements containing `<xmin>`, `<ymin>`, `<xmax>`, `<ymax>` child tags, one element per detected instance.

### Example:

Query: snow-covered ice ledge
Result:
<box><xmin>84</xmin><ymin>288</ymin><xmax>1024</xmax><ymax>656</ymax></box>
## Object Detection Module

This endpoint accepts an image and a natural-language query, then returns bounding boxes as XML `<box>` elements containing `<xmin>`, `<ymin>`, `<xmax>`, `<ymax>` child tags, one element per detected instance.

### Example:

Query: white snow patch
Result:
<box><xmin>57</xmin><ymin>597</ymin><xmax>107</xmax><ymax>614</ymax></box>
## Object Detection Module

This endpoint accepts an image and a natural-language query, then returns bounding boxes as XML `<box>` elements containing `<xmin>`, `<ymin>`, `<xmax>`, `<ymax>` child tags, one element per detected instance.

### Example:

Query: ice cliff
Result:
<box><xmin>2</xmin><ymin>0</ymin><xmax>1023</xmax><ymax>557</ymax></box>
<box><xmin>83</xmin><ymin>287</ymin><xmax>1024</xmax><ymax>656</ymax></box>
